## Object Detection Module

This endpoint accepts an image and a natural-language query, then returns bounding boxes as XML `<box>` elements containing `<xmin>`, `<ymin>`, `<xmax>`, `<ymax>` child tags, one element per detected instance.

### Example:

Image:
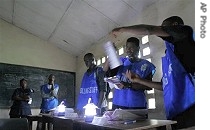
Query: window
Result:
<box><xmin>147</xmin><ymin>88</ymin><xmax>154</xmax><ymax>94</ymax></box>
<box><xmin>118</xmin><ymin>47</ymin><xmax>124</xmax><ymax>55</ymax></box>
<box><xmin>148</xmin><ymin>98</ymin><xmax>156</xmax><ymax>109</ymax></box>
<box><xmin>108</xmin><ymin>91</ymin><xmax>113</xmax><ymax>99</ymax></box>
<box><xmin>102</xmin><ymin>57</ymin><xmax>106</xmax><ymax>64</ymax></box>
<box><xmin>143</xmin><ymin>47</ymin><xmax>150</xmax><ymax>56</ymax></box>
<box><xmin>97</xmin><ymin>59</ymin><xmax>101</xmax><ymax>65</ymax></box>
<box><xmin>146</xmin><ymin>58</ymin><xmax>151</xmax><ymax>62</ymax></box>
<box><xmin>108</xmin><ymin>102</ymin><xmax>113</xmax><ymax>110</ymax></box>
<box><xmin>138</xmin><ymin>51</ymin><xmax>141</xmax><ymax>58</ymax></box>
<box><xmin>140</xmin><ymin>36</ymin><xmax>156</xmax><ymax>110</ymax></box>
<box><xmin>142</xmin><ymin>35</ymin><xmax>149</xmax><ymax>44</ymax></box>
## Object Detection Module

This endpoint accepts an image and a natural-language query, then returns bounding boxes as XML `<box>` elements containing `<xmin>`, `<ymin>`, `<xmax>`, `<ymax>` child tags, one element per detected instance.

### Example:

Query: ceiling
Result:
<box><xmin>0</xmin><ymin>0</ymin><xmax>157</xmax><ymax>56</ymax></box>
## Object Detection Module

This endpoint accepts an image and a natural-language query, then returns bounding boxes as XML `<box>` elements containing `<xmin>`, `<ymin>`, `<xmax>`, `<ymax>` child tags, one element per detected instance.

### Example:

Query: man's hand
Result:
<box><xmin>115</xmin><ymin>83</ymin><xmax>125</xmax><ymax>89</ymax></box>
<box><xmin>22</xmin><ymin>95</ymin><xmax>30</xmax><ymax>101</ymax></box>
<box><xmin>116</xmin><ymin>81</ymin><xmax>131</xmax><ymax>89</ymax></box>
<box><xmin>125</xmin><ymin>70</ymin><xmax>139</xmax><ymax>83</ymax></box>
<box><xmin>51</xmin><ymin>84</ymin><xmax>55</xmax><ymax>90</ymax></box>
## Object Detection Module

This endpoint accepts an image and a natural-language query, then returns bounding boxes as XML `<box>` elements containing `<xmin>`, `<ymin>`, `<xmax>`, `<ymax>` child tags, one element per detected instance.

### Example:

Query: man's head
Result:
<box><xmin>125</xmin><ymin>37</ymin><xmax>140</xmax><ymax>59</ymax></box>
<box><xmin>20</xmin><ymin>78</ymin><xmax>27</xmax><ymax>89</ymax></box>
<box><xmin>48</xmin><ymin>74</ymin><xmax>55</xmax><ymax>84</ymax></box>
<box><xmin>84</xmin><ymin>53</ymin><xmax>95</xmax><ymax>68</ymax></box>
<box><xmin>161</xmin><ymin>16</ymin><xmax>184</xmax><ymax>26</ymax></box>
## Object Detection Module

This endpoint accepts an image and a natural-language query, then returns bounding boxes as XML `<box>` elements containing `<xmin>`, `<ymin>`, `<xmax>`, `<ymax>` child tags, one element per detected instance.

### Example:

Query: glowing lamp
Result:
<box><xmin>83</xmin><ymin>98</ymin><xmax>98</xmax><ymax>122</ymax></box>
<box><xmin>55</xmin><ymin>101</ymin><xmax>66</xmax><ymax>116</ymax></box>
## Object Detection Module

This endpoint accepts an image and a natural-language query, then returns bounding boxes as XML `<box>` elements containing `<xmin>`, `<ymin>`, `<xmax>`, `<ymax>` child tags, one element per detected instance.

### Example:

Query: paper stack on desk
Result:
<box><xmin>103</xmin><ymin>109</ymin><xmax>148</xmax><ymax>121</ymax></box>
<box><xmin>64</xmin><ymin>108</ymin><xmax>78</xmax><ymax>118</ymax></box>
<box><xmin>92</xmin><ymin>116</ymin><xmax>108</xmax><ymax>125</ymax></box>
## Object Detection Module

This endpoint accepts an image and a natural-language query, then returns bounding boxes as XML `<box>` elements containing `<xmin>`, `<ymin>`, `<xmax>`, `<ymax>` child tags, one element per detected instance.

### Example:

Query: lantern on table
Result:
<box><xmin>54</xmin><ymin>101</ymin><xmax>66</xmax><ymax>116</ymax></box>
<box><xmin>83</xmin><ymin>98</ymin><xmax>98</xmax><ymax>122</ymax></box>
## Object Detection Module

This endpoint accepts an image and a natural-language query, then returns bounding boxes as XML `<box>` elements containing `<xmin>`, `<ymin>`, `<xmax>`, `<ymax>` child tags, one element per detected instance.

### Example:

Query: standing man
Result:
<box><xmin>9</xmin><ymin>78</ymin><xmax>34</xmax><ymax>118</ymax></box>
<box><xmin>113</xmin><ymin>16</ymin><xmax>195</xmax><ymax>129</ymax></box>
<box><xmin>106</xmin><ymin>37</ymin><xmax>156</xmax><ymax>110</ymax></box>
<box><xmin>37</xmin><ymin>74</ymin><xmax>59</xmax><ymax>130</ymax></box>
<box><xmin>76</xmin><ymin>53</ymin><xmax>107</xmax><ymax>116</ymax></box>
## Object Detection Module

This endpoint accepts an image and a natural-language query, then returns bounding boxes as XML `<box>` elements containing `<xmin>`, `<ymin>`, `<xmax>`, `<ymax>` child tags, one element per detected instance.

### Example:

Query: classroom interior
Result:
<box><xmin>0</xmin><ymin>0</ymin><xmax>195</xmax><ymax>129</ymax></box>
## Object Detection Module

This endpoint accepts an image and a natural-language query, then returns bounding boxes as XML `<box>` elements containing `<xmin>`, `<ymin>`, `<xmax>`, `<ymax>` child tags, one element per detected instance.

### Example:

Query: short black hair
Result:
<box><xmin>84</xmin><ymin>53</ymin><xmax>94</xmax><ymax>59</ymax></box>
<box><xmin>126</xmin><ymin>37</ymin><xmax>139</xmax><ymax>47</ymax></box>
<box><xmin>20</xmin><ymin>78</ymin><xmax>27</xmax><ymax>84</ymax></box>
<box><xmin>48</xmin><ymin>74</ymin><xmax>55</xmax><ymax>78</ymax></box>
<box><xmin>163</xmin><ymin>16</ymin><xmax>184</xmax><ymax>25</ymax></box>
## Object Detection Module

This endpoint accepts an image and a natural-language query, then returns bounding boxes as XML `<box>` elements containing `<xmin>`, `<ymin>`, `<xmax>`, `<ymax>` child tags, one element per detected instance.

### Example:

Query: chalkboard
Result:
<box><xmin>0</xmin><ymin>63</ymin><xmax>75</xmax><ymax>108</ymax></box>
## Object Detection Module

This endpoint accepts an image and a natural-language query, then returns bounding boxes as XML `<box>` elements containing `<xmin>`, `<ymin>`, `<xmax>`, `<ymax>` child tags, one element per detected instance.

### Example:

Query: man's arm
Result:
<box><xmin>125</xmin><ymin>70</ymin><xmax>163</xmax><ymax>91</ymax></box>
<box><xmin>12</xmin><ymin>89</ymin><xmax>29</xmax><ymax>101</ymax></box>
<box><xmin>130</xmin><ymin>73</ymin><xmax>153</xmax><ymax>90</ymax></box>
<box><xmin>96</xmin><ymin>68</ymin><xmax>107</xmax><ymax>108</ymax></box>
<box><xmin>51</xmin><ymin>84</ymin><xmax>58</xmax><ymax>98</ymax></box>
<box><xmin>111</xmin><ymin>25</ymin><xmax>170</xmax><ymax>38</ymax></box>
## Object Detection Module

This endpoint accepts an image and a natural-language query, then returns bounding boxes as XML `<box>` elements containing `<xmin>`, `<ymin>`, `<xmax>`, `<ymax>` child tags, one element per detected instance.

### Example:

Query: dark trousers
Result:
<box><xmin>171</xmin><ymin>105</ymin><xmax>195</xmax><ymax>130</ymax></box>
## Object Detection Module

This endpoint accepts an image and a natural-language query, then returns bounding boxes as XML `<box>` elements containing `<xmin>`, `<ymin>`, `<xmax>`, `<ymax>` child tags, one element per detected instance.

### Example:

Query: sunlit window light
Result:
<box><xmin>143</xmin><ymin>47</ymin><xmax>150</xmax><ymax>56</ymax></box>
<box><xmin>142</xmin><ymin>35</ymin><xmax>149</xmax><ymax>44</ymax></box>
<box><xmin>138</xmin><ymin>51</ymin><xmax>141</xmax><ymax>58</ymax></box>
<box><xmin>102</xmin><ymin>57</ymin><xmax>106</xmax><ymax>64</ymax></box>
<box><xmin>146</xmin><ymin>58</ymin><xmax>151</xmax><ymax>62</ymax></box>
<box><xmin>108</xmin><ymin>102</ymin><xmax>113</xmax><ymax>110</ymax></box>
<box><xmin>118</xmin><ymin>47</ymin><xmax>124</xmax><ymax>55</ymax></box>
<box><xmin>108</xmin><ymin>92</ymin><xmax>113</xmax><ymax>99</ymax></box>
<box><xmin>97</xmin><ymin>59</ymin><xmax>101</xmax><ymax>65</ymax></box>
<box><xmin>148</xmin><ymin>98</ymin><xmax>156</xmax><ymax>109</ymax></box>
<box><xmin>147</xmin><ymin>88</ymin><xmax>154</xmax><ymax>94</ymax></box>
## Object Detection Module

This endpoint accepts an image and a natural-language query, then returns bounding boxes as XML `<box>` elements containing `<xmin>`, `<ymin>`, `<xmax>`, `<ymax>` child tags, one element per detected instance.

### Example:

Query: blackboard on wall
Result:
<box><xmin>0</xmin><ymin>63</ymin><xmax>75</xmax><ymax>108</ymax></box>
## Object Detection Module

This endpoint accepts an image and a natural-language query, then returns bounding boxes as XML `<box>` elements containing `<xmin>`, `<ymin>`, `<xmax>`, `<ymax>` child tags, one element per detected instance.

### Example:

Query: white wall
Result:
<box><xmin>76</xmin><ymin>0</ymin><xmax>195</xmax><ymax>119</ymax></box>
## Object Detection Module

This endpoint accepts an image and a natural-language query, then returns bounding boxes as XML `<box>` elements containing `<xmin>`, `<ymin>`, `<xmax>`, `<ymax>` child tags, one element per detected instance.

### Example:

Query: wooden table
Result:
<box><xmin>53</xmin><ymin>116</ymin><xmax>177</xmax><ymax>130</ymax></box>
<box><xmin>27</xmin><ymin>115</ymin><xmax>177</xmax><ymax>130</ymax></box>
<box><xmin>41</xmin><ymin>114</ymin><xmax>54</xmax><ymax>130</ymax></box>
<box><xmin>26</xmin><ymin>114</ymin><xmax>53</xmax><ymax>130</ymax></box>
<box><xmin>26</xmin><ymin>115</ymin><xmax>42</xmax><ymax>130</ymax></box>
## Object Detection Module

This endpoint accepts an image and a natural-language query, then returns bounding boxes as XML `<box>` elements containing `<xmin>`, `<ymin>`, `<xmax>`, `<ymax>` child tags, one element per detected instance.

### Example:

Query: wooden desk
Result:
<box><xmin>41</xmin><ymin>114</ymin><xmax>54</xmax><ymax>130</ymax></box>
<box><xmin>26</xmin><ymin>114</ymin><xmax>53</xmax><ymax>130</ymax></box>
<box><xmin>53</xmin><ymin>116</ymin><xmax>177</xmax><ymax>130</ymax></box>
<box><xmin>26</xmin><ymin>115</ymin><xmax>42</xmax><ymax>130</ymax></box>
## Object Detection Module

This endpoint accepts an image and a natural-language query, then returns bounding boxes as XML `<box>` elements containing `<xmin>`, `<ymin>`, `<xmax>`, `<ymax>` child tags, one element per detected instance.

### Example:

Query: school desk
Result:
<box><xmin>27</xmin><ymin>114</ymin><xmax>177</xmax><ymax>130</ymax></box>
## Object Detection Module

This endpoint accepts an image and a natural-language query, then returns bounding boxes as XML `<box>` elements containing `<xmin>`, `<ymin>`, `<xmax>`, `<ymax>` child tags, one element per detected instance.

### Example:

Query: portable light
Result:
<box><xmin>54</xmin><ymin>101</ymin><xmax>66</xmax><ymax>116</ymax></box>
<box><xmin>83</xmin><ymin>98</ymin><xmax>98</xmax><ymax>122</ymax></box>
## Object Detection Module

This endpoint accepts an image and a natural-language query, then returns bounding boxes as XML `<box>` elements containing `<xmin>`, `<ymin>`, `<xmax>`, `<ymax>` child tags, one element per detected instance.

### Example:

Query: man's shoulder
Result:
<box><xmin>163</xmin><ymin>25</ymin><xmax>193</xmax><ymax>33</ymax></box>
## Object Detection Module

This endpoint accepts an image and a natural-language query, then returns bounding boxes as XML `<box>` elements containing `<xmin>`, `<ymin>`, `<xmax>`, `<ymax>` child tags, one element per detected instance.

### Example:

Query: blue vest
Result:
<box><xmin>76</xmin><ymin>71</ymin><xmax>99</xmax><ymax>111</ymax></box>
<box><xmin>162</xmin><ymin>41</ymin><xmax>195</xmax><ymax>119</ymax></box>
<box><xmin>40</xmin><ymin>84</ymin><xmax>59</xmax><ymax>111</ymax></box>
<box><xmin>113</xmin><ymin>57</ymin><xmax>156</xmax><ymax>108</ymax></box>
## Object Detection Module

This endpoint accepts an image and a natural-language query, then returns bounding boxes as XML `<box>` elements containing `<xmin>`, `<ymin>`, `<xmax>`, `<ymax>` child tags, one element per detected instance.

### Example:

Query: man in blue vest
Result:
<box><xmin>108</xmin><ymin>37</ymin><xmax>156</xmax><ymax>111</ymax></box>
<box><xmin>76</xmin><ymin>53</ymin><xmax>107</xmax><ymax>116</ymax></box>
<box><xmin>112</xmin><ymin>16</ymin><xmax>195</xmax><ymax>129</ymax></box>
<box><xmin>37</xmin><ymin>74</ymin><xmax>59</xmax><ymax>130</ymax></box>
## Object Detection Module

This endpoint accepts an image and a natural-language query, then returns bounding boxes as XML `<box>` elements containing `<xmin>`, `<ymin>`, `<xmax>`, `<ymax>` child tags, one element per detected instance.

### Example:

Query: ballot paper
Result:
<box><xmin>104</xmin><ymin>41</ymin><xmax>122</xmax><ymax>69</ymax></box>
<box><xmin>65</xmin><ymin>108</ymin><xmax>78</xmax><ymax>118</ymax></box>
<box><xmin>104</xmin><ymin>76</ymin><xmax>121</xmax><ymax>84</ymax></box>
<box><xmin>104</xmin><ymin>76</ymin><xmax>121</xmax><ymax>89</ymax></box>
<box><xmin>92</xmin><ymin>116</ymin><xmax>108</xmax><ymax>125</ymax></box>
<box><xmin>103</xmin><ymin>109</ymin><xmax>148</xmax><ymax>121</ymax></box>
